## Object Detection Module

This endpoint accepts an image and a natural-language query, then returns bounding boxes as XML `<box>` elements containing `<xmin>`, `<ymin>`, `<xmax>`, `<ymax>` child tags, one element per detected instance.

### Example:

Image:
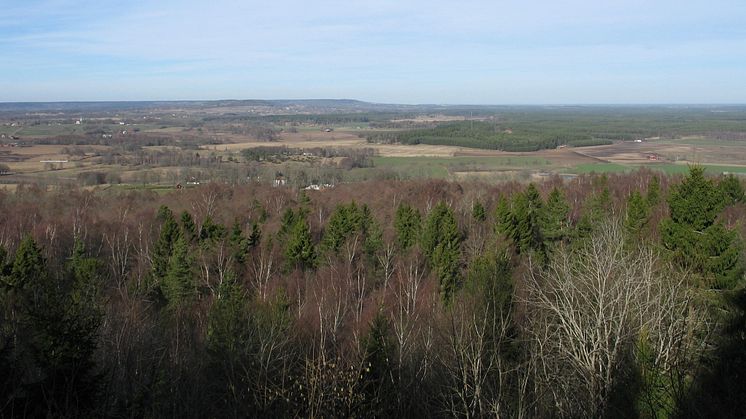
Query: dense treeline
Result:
<box><xmin>365</xmin><ymin>121</ymin><xmax>614</xmax><ymax>151</ymax></box>
<box><xmin>0</xmin><ymin>168</ymin><xmax>745</xmax><ymax>417</ymax></box>
<box><xmin>364</xmin><ymin>106</ymin><xmax>746</xmax><ymax>151</ymax></box>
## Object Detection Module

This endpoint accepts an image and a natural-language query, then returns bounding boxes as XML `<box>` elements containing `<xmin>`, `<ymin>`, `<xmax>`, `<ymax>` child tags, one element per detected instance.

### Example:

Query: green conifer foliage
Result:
<box><xmin>151</xmin><ymin>206</ymin><xmax>182</xmax><ymax>281</ymax></box>
<box><xmin>541</xmin><ymin>187</ymin><xmax>570</xmax><ymax>245</ymax></box>
<box><xmin>199</xmin><ymin>216</ymin><xmax>227</xmax><ymax>243</ymax></box>
<box><xmin>285</xmin><ymin>214</ymin><xmax>317</xmax><ymax>271</ymax></box>
<box><xmin>423</xmin><ymin>202</ymin><xmax>462</xmax><ymax>303</ymax></box>
<box><xmin>661</xmin><ymin>166</ymin><xmax>743</xmax><ymax>288</ymax></box>
<box><xmin>230</xmin><ymin>220</ymin><xmax>250</xmax><ymax>264</ymax></box>
<box><xmin>323</xmin><ymin>202</ymin><xmax>383</xmax><ymax>258</ymax></box>
<box><xmin>472</xmin><ymin>200</ymin><xmax>486</xmax><ymax>222</ymax></box>
<box><xmin>362</xmin><ymin>311</ymin><xmax>395</xmax><ymax>412</ymax></box>
<box><xmin>625</xmin><ymin>190</ymin><xmax>650</xmax><ymax>236</ymax></box>
<box><xmin>647</xmin><ymin>175</ymin><xmax>661</xmax><ymax>206</ymax></box>
<box><xmin>162</xmin><ymin>236</ymin><xmax>195</xmax><ymax>307</ymax></box>
<box><xmin>9</xmin><ymin>235</ymin><xmax>46</xmax><ymax>290</ymax></box>
<box><xmin>180</xmin><ymin>210</ymin><xmax>197</xmax><ymax>241</ymax></box>
<box><xmin>394</xmin><ymin>203</ymin><xmax>421</xmax><ymax>251</ymax></box>
<box><xmin>720</xmin><ymin>174</ymin><xmax>744</xmax><ymax>205</ymax></box>
<box><xmin>278</xmin><ymin>208</ymin><xmax>296</xmax><ymax>239</ymax></box>
<box><xmin>247</xmin><ymin>221</ymin><xmax>262</xmax><ymax>248</ymax></box>
<box><xmin>497</xmin><ymin>184</ymin><xmax>546</xmax><ymax>258</ymax></box>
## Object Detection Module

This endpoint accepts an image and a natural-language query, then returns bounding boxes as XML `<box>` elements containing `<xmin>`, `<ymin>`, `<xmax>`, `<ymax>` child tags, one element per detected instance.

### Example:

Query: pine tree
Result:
<box><xmin>394</xmin><ymin>202</ymin><xmax>421</xmax><ymax>251</ymax></box>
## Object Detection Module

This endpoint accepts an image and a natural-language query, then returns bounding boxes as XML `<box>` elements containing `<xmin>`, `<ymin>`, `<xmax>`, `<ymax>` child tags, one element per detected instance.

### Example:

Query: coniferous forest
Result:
<box><xmin>1</xmin><ymin>167</ymin><xmax>745</xmax><ymax>418</ymax></box>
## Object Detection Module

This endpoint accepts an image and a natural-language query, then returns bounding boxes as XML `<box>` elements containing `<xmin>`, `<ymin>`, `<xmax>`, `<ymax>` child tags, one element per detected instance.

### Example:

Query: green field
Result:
<box><xmin>573</xmin><ymin>162</ymin><xmax>746</xmax><ymax>175</ymax></box>
<box><xmin>371</xmin><ymin>156</ymin><xmax>554</xmax><ymax>178</ymax></box>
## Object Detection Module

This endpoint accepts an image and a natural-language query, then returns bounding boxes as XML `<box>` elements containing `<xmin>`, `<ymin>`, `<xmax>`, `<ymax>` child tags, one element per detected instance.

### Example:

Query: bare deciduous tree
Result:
<box><xmin>523</xmin><ymin>221</ymin><xmax>708</xmax><ymax>418</ymax></box>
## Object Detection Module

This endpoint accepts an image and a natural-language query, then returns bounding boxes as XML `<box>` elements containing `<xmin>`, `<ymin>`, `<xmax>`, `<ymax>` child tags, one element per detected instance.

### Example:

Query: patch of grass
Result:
<box><xmin>371</xmin><ymin>156</ymin><xmax>553</xmax><ymax>178</ymax></box>
<box><xmin>572</xmin><ymin>163</ymin><xmax>631</xmax><ymax>173</ymax></box>
<box><xmin>648</xmin><ymin>163</ymin><xmax>746</xmax><ymax>175</ymax></box>
<box><xmin>666</xmin><ymin>137</ymin><xmax>746</xmax><ymax>147</ymax></box>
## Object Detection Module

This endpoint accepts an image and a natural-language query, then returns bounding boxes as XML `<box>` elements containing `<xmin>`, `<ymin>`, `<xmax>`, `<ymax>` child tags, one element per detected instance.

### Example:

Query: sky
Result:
<box><xmin>1</xmin><ymin>0</ymin><xmax>746</xmax><ymax>104</ymax></box>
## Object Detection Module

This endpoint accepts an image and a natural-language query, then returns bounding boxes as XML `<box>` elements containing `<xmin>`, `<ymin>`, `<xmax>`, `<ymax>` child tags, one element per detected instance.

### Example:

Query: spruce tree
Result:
<box><xmin>162</xmin><ymin>235</ymin><xmax>195</xmax><ymax>307</ymax></box>
<box><xmin>285</xmin><ymin>215</ymin><xmax>317</xmax><ymax>271</ymax></box>
<box><xmin>151</xmin><ymin>206</ymin><xmax>182</xmax><ymax>282</ymax></box>
<box><xmin>361</xmin><ymin>311</ymin><xmax>395</xmax><ymax>413</ymax></box>
<box><xmin>394</xmin><ymin>202</ymin><xmax>421</xmax><ymax>251</ymax></box>
<box><xmin>661</xmin><ymin>166</ymin><xmax>743</xmax><ymax>288</ymax></box>
<box><xmin>423</xmin><ymin>203</ymin><xmax>462</xmax><ymax>303</ymax></box>
<box><xmin>278</xmin><ymin>208</ymin><xmax>296</xmax><ymax>239</ymax></box>
<box><xmin>625</xmin><ymin>190</ymin><xmax>650</xmax><ymax>236</ymax></box>
<box><xmin>541</xmin><ymin>187</ymin><xmax>570</xmax><ymax>245</ymax></box>
<box><xmin>720</xmin><ymin>174</ymin><xmax>744</xmax><ymax>205</ymax></box>
<box><xmin>472</xmin><ymin>200</ymin><xmax>486</xmax><ymax>223</ymax></box>
<box><xmin>180</xmin><ymin>210</ymin><xmax>197</xmax><ymax>241</ymax></box>
<box><xmin>9</xmin><ymin>235</ymin><xmax>46</xmax><ymax>290</ymax></box>
<box><xmin>247</xmin><ymin>221</ymin><xmax>262</xmax><ymax>248</ymax></box>
<box><xmin>229</xmin><ymin>220</ymin><xmax>249</xmax><ymax>264</ymax></box>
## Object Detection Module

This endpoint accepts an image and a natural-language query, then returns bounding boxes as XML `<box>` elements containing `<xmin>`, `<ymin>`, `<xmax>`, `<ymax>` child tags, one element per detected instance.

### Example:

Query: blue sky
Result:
<box><xmin>1</xmin><ymin>0</ymin><xmax>746</xmax><ymax>103</ymax></box>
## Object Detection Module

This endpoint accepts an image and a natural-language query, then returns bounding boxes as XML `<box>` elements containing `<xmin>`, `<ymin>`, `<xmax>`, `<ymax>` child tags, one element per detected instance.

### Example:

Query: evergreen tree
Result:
<box><xmin>472</xmin><ymin>200</ymin><xmax>486</xmax><ymax>223</ymax></box>
<box><xmin>500</xmin><ymin>184</ymin><xmax>546</xmax><ymax>258</ymax></box>
<box><xmin>247</xmin><ymin>221</ymin><xmax>262</xmax><ymax>248</ymax></box>
<box><xmin>278</xmin><ymin>208</ymin><xmax>296</xmax><ymax>239</ymax></box>
<box><xmin>9</xmin><ymin>235</ymin><xmax>46</xmax><ymax>290</ymax></box>
<box><xmin>494</xmin><ymin>196</ymin><xmax>512</xmax><ymax>237</ymax></box>
<box><xmin>661</xmin><ymin>166</ymin><xmax>743</xmax><ymax>288</ymax></box>
<box><xmin>3</xmin><ymin>238</ymin><xmax>101</xmax><ymax>417</ymax></box>
<box><xmin>625</xmin><ymin>190</ymin><xmax>650</xmax><ymax>236</ymax></box>
<box><xmin>323</xmin><ymin>203</ymin><xmax>354</xmax><ymax>253</ymax></box>
<box><xmin>180</xmin><ymin>210</ymin><xmax>197</xmax><ymax>241</ymax></box>
<box><xmin>162</xmin><ymin>236</ymin><xmax>195</xmax><ymax>307</ymax></box>
<box><xmin>151</xmin><ymin>206</ymin><xmax>182</xmax><ymax>282</ymax></box>
<box><xmin>199</xmin><ymin>216</ymin><xmax>227</xmax><ymax>243</ymax></box>
<box><xmin>230</xmin><ymin>220</ymin><xmax>250</xmax><ymax>264</ymax></box>
<box><xmin>422</xmin><ymin>203</ymin><xmax>462</xmax><ymax>303</ymax></box>
<box><xmin>647</xmin><ymin>175</ymin><xmax>661</xmax><ymax>206</ymax></box>
<box><xmin>0</xmin><ymin>245</ymin><xmax>9</xmax><ymax>278</ymax></box>
<box><xmin>541</xmin><ymin>187</ymin><xmax>570</xmax><ymax>245</ymax></box>
<box><xmin>361</xmin><ymin>311</ymin><xmax>395</xmax><ymax>413</ymax></box>
<box><xmin>720</xmin><ymin>174</ymin><xmax>744</xmax><ymax>205</ymax></box>
<box><xmin>207</xmin><ymin>269</ymin><xmax>250</xmax><ymax>358</ymax></box>
<box><xmin>360</xmin><ymin>204</ymin><xmax>383</xmax><ymax>258</ymax></box>
<box><xmin>285</xmin><ymin>214</ymin><xmax>317</xmax><ymax>271</ymax></box>
<box><xmin>394</xmin><ymin>202</ymin><xmax>421</xmax><ymax>251</ymax></box>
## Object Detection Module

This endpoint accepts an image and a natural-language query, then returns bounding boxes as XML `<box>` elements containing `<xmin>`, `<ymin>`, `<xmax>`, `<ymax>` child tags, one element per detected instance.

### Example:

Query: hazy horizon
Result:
<box><xmin>3</xmin><ymin>0</ymin><xmax>746</xmax><ymax>104</ymax></box>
